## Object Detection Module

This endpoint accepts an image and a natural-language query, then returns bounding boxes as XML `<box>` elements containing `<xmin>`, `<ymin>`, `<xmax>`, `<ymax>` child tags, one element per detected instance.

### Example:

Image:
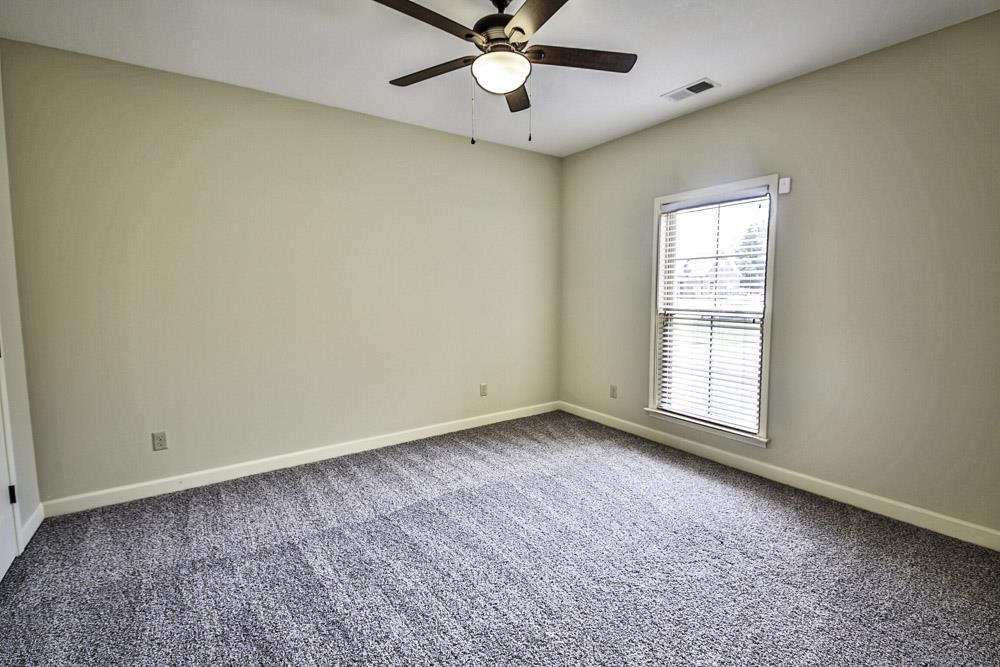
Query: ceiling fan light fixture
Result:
<box><xmin>471</xmin><ymin>51</ymin><xmax>531</xmax><ymax>95</ymax></box>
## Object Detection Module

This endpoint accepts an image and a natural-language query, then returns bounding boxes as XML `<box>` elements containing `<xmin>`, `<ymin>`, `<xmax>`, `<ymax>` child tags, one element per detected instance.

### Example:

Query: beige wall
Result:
<box><xmin>0</xmin><ymin>52</ymin><xmax>40</xmax><ymax>529</ymax></box>
<box><xmin>560</xmin><ymin>12</ymin><xmax>1000</xmax><ymax>529</ymax></box>
<box><xmin>0</xmin><ymin>40</ymin><xmax>561</xmax><ymax>501</ymax></box>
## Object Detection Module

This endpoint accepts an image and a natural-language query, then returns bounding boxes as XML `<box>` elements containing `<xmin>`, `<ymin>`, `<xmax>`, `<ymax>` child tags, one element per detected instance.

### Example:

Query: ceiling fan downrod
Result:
<box><xmin>489</xmin><ymin>0</ymin><xmax>512</xmax><ymax>13</ymax></box>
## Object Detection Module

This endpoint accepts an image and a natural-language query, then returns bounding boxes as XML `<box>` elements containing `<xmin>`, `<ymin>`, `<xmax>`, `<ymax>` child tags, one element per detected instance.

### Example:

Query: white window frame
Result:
<box><xmin>645</xmin><ymin>174</ymin><xmax>779</xmax><ymax>448</ymax></box>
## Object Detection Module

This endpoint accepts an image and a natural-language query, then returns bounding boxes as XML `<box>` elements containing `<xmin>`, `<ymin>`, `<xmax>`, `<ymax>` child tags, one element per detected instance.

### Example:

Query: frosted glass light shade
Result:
<box><xmin>471</xmin><ymin>51</ymin><xmax>531</xmax><ymax>95</ymax></box>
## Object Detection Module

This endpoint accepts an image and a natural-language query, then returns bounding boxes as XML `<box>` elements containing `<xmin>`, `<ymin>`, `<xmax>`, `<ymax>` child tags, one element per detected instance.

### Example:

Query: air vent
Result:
<box><xmin>661</xmin><ymin>78</ymin><xmax>720</xmax><ymax>102</ymax></box>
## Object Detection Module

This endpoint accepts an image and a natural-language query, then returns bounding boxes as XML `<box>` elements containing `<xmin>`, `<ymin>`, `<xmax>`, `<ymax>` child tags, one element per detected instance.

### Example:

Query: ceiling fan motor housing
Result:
<box><xmin>473</xmin><ymin>13</ymin><xmax>522</xmax><ymax>50</ymax></box>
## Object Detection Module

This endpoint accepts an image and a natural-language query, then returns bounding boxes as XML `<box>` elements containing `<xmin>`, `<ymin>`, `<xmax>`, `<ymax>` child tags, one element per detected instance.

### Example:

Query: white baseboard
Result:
<box><xmin>17</xmin><ymin>502</ymin><xmax>43</xmax><ymax>553</ymax></box>
<box><xmin>42</xmin><ymin>399</ymin><xmax>999</xmax><ymax>552</ymax></box>
<box><xmin>44</xmin><ymin>402</ymin><xmax>560</xmax><ymax>517</ymax></box>
<box><xmin>557</xmin><ymin>401</ymin><xmax>1000</xmax><ymax>552</ymax></box>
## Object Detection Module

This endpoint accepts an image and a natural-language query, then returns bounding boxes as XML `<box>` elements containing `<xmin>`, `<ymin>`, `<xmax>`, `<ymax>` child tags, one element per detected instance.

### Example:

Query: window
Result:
<box><xmin>646</xmin><ymin>175</ymin><xmax>778</xmax><ymax>446</ymax></box>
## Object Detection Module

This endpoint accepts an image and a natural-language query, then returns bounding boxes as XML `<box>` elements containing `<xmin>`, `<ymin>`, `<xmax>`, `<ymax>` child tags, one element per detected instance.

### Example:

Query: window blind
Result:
<box><xmin>654</xmin><ymin>193</ymin><xmax>771</xmax><ymax>435</ymax></box>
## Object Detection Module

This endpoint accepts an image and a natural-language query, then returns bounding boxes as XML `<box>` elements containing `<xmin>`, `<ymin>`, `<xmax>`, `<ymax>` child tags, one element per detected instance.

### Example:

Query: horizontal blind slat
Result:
<box><xmin>660</xmin><ymin>393</ymin><xmax>759</xmax><ymax>416</ymax></box>
<box><xmin>659</xmin><ymin>363</ymin><xmax>761</xmax><ymax>383</ymax></box>
<box><xmin>659</xmin><ymin>381</ymin><xmax>760</xmax><ymax>406</ymax></box>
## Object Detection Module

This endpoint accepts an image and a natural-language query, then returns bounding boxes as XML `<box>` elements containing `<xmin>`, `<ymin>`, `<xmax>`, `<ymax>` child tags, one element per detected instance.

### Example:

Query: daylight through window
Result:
<box><xmin>648</xmin><ymin>176</ymin><xmax>777</xmax><ymax>444</ymax></box>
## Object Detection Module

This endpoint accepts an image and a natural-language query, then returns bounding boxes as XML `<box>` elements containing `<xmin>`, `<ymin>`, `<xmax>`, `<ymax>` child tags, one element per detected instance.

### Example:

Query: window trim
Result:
<box><xmin>646</xmin><ymin>174</ymin><xmax>779</xmax><ymax>447</ymax></box>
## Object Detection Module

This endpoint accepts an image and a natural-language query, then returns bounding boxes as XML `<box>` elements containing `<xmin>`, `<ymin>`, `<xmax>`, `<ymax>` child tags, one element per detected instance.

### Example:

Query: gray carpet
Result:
<box><xmin>1</xmin><ymin>412</ymin><xmax>998</xmax><ymax>666</ymax></box>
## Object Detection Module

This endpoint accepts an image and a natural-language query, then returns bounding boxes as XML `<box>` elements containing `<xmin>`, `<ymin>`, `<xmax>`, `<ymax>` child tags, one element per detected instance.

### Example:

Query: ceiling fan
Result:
<box><xmin>372</xmin><ymin>0</ymin><xmax>638</xmax><ymax>113</ymax></box>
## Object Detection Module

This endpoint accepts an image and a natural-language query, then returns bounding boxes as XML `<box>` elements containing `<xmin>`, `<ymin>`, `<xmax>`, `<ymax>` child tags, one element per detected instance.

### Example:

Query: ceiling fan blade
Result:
<box><xmin>506</xmin><ymin>85</ymin><xmax>530</xmax><ymax>113</ymax></box>
<box><xmin>524</xmin><ymin>45</ymin><xmax>637</xmax><ymax>73</ymax></box>
<box><xmin>390</xmin><ymin>56</ymin><xmax>476</xmax><ymax>87</ymax></box>
<box><xmin>504</xmin><ymin>0</ymin><xmax>570</xmax><ymax>43</ymax></box>
<box><xmin>372</xmin><ymin>0</ymin><xmax>484</xmax><ymax>46</ymax></box>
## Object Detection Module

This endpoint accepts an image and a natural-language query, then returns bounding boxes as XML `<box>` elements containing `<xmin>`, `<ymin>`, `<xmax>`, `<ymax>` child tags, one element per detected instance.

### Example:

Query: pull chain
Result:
<box><xmin>470</xmin><ymin>77</ymin><xmax>477</xmax><ymax>145</ymax></box>
<box><xmin>528</xmin><ymin>78</ymin><xmax>533</xmax><ymax>142</ymax></box>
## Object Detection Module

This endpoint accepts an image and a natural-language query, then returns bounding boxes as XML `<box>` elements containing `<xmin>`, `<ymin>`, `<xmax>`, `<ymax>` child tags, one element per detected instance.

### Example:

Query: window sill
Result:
<box><xmin>643</xmin><ymin>408</ymin><xmax>769</xmax><ymax>449</ymax></box>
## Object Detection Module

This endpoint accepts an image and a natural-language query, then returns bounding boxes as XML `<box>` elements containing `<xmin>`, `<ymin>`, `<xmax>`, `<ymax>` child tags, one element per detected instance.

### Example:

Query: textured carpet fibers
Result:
<box><xmin>1</xmin><ymin>412</ymin><xmax>998</xmax><ymax>666</ymax></box>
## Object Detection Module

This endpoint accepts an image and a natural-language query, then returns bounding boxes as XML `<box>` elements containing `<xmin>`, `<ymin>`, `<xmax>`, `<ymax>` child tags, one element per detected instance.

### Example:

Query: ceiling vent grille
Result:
<box><xmin>662</xmin><ymin>78</ymin><xmax>719</xmax><ymax>102</ymax></box>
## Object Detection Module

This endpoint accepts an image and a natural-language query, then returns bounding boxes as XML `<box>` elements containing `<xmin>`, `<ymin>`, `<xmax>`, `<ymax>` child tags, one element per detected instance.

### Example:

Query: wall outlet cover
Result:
<box><xmin>151</xmin><ymin>432</ymin><xmax>167</xmax><ymax>451</ymax></box>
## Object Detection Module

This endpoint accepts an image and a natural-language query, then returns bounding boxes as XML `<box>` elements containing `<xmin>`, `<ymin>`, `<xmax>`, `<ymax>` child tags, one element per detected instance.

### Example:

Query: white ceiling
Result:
<box><xmin>1</xmin><ymin>0</ymin><xmax>997</xmax><ymax>156</ymax></box>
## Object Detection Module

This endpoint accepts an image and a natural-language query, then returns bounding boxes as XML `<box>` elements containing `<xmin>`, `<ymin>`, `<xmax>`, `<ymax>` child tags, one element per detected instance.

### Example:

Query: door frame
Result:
<box><xmin>0</xmin><ymin>340</ymin><xmax>25</xmax><ymax>558</ymax></box>
<box><xmin>0</xmin><ymin>49</ymin><xmax>28</xmax><ymax>556</ymax></box>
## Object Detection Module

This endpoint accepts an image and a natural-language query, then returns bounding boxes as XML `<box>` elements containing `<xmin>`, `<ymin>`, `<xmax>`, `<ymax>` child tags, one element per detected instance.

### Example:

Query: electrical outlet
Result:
<box><xmin>151</xmin><ymin>432</ymin><xmax>167</xmax><ymax>452</ymax></box>
<box><xmin>610</xmin><ymin>384</ymin><xmax>618</xmax><ymax>399</ymax></box>
<box><xmin>479</xmin><ymin>383</ymin><xmax>488</xmax><ymax>397</ymax></box>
